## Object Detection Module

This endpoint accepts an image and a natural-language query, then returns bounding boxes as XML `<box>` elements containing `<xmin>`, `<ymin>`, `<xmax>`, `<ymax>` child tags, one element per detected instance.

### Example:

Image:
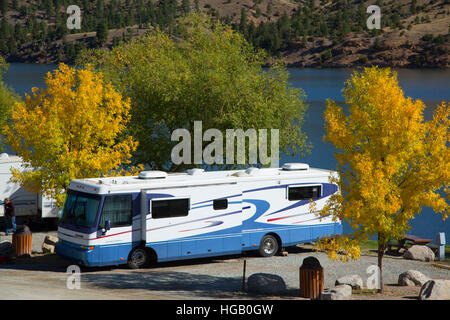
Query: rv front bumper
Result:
<box><xmin>55</xmin><ymin>239</ymin><xmax>97</xmax><ymax>266</ymax></box>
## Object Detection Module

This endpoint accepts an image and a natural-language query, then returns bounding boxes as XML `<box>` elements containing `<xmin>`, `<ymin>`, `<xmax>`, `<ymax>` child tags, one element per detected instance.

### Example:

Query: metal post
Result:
<box><xmin>436</xmin><ymin>232</ymin><xmax>446</xmax><ymax>261</ymax></box>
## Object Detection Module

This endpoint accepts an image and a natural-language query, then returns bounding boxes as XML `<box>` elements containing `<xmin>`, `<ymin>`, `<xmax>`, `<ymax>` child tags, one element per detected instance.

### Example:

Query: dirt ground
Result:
<box><xmin>1</xmin><ymin>232</ymin><xmax>448</xmax><ymax>300</ymax></box>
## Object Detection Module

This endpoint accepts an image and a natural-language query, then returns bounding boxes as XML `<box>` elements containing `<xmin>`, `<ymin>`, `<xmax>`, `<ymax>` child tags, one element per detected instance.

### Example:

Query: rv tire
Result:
<box><xmin>259</xmin><ymin>234</ymin><xmax>279</xmax><ymax>257</ymax></box>
<box><xmin>127</xmin><ymin>247</ymin><xmax>148</xmax><ymax>269</ymax></box>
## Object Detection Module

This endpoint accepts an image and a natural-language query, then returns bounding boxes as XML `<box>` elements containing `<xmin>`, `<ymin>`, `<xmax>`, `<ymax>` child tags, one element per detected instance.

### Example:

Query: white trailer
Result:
<box><xmin>56</xmin><ymin>163</ymin><xmax>343</xmax><ymax>268</ymax></box>
<box><xmin>0</xmin><ymin>153</ymin><xmax>59</xmax><ymax>220</ymax></box>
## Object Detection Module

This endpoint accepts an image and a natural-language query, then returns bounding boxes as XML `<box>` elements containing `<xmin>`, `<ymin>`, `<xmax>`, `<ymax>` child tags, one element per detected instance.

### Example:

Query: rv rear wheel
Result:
<box><xmin>259</xmin><ymin>234</ymin><xmax>279</xmax><ymax>257</ymax></box>
<box><xmin>127</xmin><ymin>247</ymin><xmax>148</xmax><ymax>269</ymax></box>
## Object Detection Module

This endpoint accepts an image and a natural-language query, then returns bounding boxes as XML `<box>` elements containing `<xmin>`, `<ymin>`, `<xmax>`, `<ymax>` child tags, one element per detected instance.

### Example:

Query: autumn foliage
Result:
<box><xmin>4</xmin><ymin>64</ymin><xmax>139</xmax><ymax>207</ymax></box>
<box><xmin>315</xmin><ymin>67</ymin><xmax>449</xmax><ymax>291</ymax></box>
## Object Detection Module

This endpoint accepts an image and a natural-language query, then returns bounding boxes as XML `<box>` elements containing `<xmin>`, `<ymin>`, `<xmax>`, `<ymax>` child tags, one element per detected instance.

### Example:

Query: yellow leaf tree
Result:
<box><xmin>316</xmin><ymin>67</ymin><xmax>449</xmax><ymax>293</ymax></box>
<box><xmin>4</xmin><ymin>63</ymin><xmax>139</xmax><ymax>208</ymax></box>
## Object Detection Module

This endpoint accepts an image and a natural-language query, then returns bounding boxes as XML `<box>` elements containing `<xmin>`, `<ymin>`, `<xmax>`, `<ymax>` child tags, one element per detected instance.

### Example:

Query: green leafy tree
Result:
<box><xmin>96</xmin><ymin>21</ymin><xmax>108</xmax><ymax>46</ymax></box>
<box><xmin>240</xmin><ymin>8</ymin><xmax>247</xmax><ymax>33</ymax></box>
<box><xmin>78</xmin><ymin>13</ymin><xmax>309</xmax><ymax>171</ymax></box>
<box><xmin>181</xmin><ymin>0</ymin><xmax>190</xmax><ymax>14</ymax></box>
<box><xmin>0</xmin><ymin>0</ymin><xmax>7</xmax><ymax>15</ymax></box>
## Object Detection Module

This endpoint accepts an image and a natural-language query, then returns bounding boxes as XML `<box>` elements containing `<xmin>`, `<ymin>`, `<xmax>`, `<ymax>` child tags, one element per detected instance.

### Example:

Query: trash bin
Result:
<box><xmin>299</xmin><ymin>256</ymin><xmax>324</xmax><ymax>299</ymax></box>
<box><xmin>12</xmin><ymin>225</ymin><xmax>32</xmax><ymax>257</ymax></box>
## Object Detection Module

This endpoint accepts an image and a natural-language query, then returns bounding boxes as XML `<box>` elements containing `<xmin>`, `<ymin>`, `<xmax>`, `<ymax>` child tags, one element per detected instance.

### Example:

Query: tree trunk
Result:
<box><xmin>377</xmin><ymin>235</ymin><xmax>386</xmax><ymax>294</ymax></box>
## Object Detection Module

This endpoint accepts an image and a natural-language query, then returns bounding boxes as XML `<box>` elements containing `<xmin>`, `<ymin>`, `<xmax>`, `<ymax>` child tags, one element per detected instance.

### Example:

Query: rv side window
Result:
<box><xmin>99</xmin><ymin>194</ymin><xmax>132</xmax><ymax>228</ymax></box>
<box><xmin>288</xmin><ymin>186</ymin><xmax>321</xmax><ymax>201</ymax></box>
<box><xmin>213</xmin><ymin>199</ymin><xmax>228</xmax><ymax>210</ymax></box>
<box><xmin>151</xmin><ymin>198</ymin><xmax>189</xmax><ymax>219</ymax></box>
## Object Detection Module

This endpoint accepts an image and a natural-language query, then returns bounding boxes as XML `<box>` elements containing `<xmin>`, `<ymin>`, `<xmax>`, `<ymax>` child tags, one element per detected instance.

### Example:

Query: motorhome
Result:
<box><xmin>55</xmin><ymin>163</ymin><xmax>342</xmax><ymax>268</ymax></box>
<box><xmin>0</xmin><ymin>153</ymin><xmax>59</xmax><ymax>222</ymax></box>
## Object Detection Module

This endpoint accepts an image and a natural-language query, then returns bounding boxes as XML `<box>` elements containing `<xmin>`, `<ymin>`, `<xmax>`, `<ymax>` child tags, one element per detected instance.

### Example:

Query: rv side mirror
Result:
<box><xmin>101</xmin><ymin>220</ymin><xmax>111</xmax><ymax>234</ymax></box>
<box><xmin>105</xmin><ymin>220</ymin><xmax>111</xmax><ymax>231</ymax></box>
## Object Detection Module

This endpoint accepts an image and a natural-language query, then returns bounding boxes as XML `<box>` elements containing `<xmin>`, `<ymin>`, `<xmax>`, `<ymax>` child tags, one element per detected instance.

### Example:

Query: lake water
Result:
<box><xmin>3</xmin><ymin>63</ymin><xmax>450</xmax><ymax>243</ymax></box>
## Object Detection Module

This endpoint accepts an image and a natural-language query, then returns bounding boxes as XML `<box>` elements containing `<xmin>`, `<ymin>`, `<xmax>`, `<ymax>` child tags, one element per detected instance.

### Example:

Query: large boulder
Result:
<box><xmin>0</xmin><ymin>241</ymin><xmax>14</xmax><ymax>257</ymax></box>
<box><xmin>403</xmin><ymin>245</ymin><xmax>435</xmax><ymax>262</ymax></box>
<box><xmin>42</xmin><ymin>242</ymin><xmax>55</xmax><ymax>254</ymax></box>
<box><xmin>419</xmin><ymin>280</ymin><xmax>450</xmax><ymax>300</ymax></box>
<box><xmin>322</xmin><ymin>285</ymin><xmax>352</xmax><ymax>300</ymax></box>
<box><xmin>398</xmin><ymin>270</ymin><xmax>431</xmax><ymax>287</ymax></box>
<box><xmin>42</xmin><ymin>235</ymin><xmax>58</xmax><ymax>254</ymax></box>
<box><xmin>247</xmin><ymin>273</ymin><xmax>286</xmax><ymax>295</ymax></box>
<box><xmin>44</xmin><ymin>235</ymin><xmax>58</xmax><ymax>245</ymax></box>
<box><xmin>335</xmin><ymin>274</ymin><xmax>364</xmax><ymax>290</ymax></box>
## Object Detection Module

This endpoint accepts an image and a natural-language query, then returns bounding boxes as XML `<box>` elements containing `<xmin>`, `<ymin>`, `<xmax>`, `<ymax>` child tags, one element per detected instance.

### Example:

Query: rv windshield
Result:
<box><xmin>61</xmin><ymin>190</ymin><xmax>100</xmax><ymax>229</ymax></box>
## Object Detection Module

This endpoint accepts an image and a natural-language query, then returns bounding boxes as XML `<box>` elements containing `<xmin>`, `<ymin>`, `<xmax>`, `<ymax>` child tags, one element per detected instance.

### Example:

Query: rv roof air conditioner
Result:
<box><xmin>282</xmin><ymin>163</ymin><xmax>309</xmax><ymax>171</ymax></box>
<box><xmin>138</xmin><ymin>171</ymin><xmax>168</xmax><ymax>179</ymax></box>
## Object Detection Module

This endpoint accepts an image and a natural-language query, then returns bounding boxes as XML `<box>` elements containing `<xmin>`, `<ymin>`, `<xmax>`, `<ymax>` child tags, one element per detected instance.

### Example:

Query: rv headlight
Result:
<box><xmin>80</xmin><ymin>245</ymin><xmax>95</xmax><ymax>250</ymax></box>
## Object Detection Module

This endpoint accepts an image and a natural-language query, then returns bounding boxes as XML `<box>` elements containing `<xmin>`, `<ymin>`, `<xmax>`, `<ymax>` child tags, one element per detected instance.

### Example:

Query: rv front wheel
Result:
<box><xmin>259</xmin><ymin>235</ymin><xmax>279</xmax><ymax>257</ymax></box>
<box><xmin>127</xmin><ymin>247</ymin><xmax>148</xmax><ymax>269</ymax></box>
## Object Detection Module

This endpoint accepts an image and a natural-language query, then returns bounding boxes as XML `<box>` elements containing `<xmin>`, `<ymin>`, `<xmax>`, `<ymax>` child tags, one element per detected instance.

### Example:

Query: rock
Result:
<box><xmin>398</xmin><ymin>270</ymin><xmax>431</xmax><ymax>287</ymax></box>
<box><xmin>0</xmin><ymin>241</ymin><xmax>14</xmax><ymax>257</ymax></box>
<box><xmin>42</xmin><ymin>242</ymin><xmax>55</xmax><ymax>254</ymax></box>
<box><xmin>335</xmin><ymin>274</ymin><xmax>364</xmax><ymax>290</ymax></box>
<box><xmin>44</xmin><ymin>235</ymin><xmax>58</xmax><ymax>246</ymax></box>
<box><xmin>403</xmin><ymin>245</ymin><xmax>435</xmax><ymax>262</ymax></box>
<box><xmin>247</xmin><ymin>273</ymin><xmax>286</xmax><ymax>295</ymax></box>
<box><xmin>322</xmin><ymin>285</ymin><xmax>352</xmax><ymax>300</ymax></box>
<box><xmin>42</xmin><ymin>235</ymin><xmax>58</xmax><ymax>254</ymax></box>
<box><xmin>419</xmin><ymin>280</ymin><xmax>450</xmax><ymax>300</ymax></box>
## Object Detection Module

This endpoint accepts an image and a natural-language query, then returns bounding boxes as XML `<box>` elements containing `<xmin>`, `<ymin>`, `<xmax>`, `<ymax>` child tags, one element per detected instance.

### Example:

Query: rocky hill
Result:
<box><xmin>0</xmin><ymin>0</ymin><xmax>449</xmax><ymax>68</ymax></box>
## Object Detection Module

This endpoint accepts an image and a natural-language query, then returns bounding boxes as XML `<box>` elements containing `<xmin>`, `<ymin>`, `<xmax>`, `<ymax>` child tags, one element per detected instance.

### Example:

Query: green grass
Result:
<box><xmin>359</xmin><ymin>240</ymin><xmax>450</xmax><ymax>254</ymax></box>
<box><xmin>359</xmin><ymin>240</ymin><xmax>379</xmax><ymax>251</ymax></box>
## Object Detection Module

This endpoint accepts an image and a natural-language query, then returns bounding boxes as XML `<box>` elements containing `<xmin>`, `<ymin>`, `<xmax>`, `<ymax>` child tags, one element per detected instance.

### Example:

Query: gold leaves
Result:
<box><xmin>314</xmin><ymin>235</ymin><xmax>361</xmax><ymax>262</ymax></box>
<box><xmin>319</xmin><ymin>66</ymin><xmax>449</xmax><ymax>262</ymax></box>
<box><xmin>4</xmin><ymin>64</ymin><xmax>139</xmax><ymax>208</ymax></box>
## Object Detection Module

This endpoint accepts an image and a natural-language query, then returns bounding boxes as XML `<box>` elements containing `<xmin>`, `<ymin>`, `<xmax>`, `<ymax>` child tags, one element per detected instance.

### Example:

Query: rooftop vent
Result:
<box><xmin>230</xmin><ymin>171</ymin><xmax>250</xmax><ymax>177</ymax></box>
<box><xmin>187</xmin><ymin>168</ymin><xmax>204</xmax><ymax>176</ymax></box>
<box><xmin>138</xmin><ymin>171</ymin><xmax>168</xmax><ymax>179</ymax></box>
<box><xmin>245</xmin><ymin>167</ymin><xmax>260</xmax><ymax>175</ymax></box>
<box><xmin>245</xmin><ymin>167</ymin><xmax>280</xmax><ymax>176</ymax></box>
<box><xmin>282</xmin><ymin>163</ymin><xmax>309</xmax><ymax>171</ymax></box>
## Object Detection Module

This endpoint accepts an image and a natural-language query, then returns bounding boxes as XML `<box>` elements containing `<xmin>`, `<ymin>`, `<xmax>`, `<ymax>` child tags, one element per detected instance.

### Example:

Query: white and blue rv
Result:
<box><xmin>55</xmin><ymin>163</ymin><xmax>342</xmax><ymax>268</ymax></box>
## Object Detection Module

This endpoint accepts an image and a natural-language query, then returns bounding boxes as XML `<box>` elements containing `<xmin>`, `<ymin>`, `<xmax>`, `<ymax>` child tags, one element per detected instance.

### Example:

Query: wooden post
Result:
<box><xmin>241</xmin><ymin>259</ymin><xmax>247</xmax><ymax>292</ymax></box>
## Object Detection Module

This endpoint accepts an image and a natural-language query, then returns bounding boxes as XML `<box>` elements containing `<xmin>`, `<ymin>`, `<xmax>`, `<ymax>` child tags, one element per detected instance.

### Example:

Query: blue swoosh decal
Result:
<box><xmin>179</xmin><ymin>220</ymin><xmax>224</xmax><ymax>232</ymax></box>
<box><xmin>266</xmin><ymin>200</ymin><xmax>310</xmax><ymax>216</ymax></box>
<box><xmin>243</xmin><ymin>199</ymin><xmax>270</xmax><ymax>220</ymax></box>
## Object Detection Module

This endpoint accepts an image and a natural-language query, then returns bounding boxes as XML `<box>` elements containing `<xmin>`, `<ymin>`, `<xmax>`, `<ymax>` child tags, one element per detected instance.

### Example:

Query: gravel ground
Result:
<box><xmin>0</xmin><ymin>230</ymin><xmax>58</xmax><ymax>254</ymax></box>
<box><xmin>1</xmin><ymin>232</ymin><xmax>449</xmax><ymax>300</ymax></box>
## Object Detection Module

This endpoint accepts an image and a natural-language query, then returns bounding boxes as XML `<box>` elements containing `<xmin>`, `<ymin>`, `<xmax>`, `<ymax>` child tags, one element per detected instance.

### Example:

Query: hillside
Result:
<box><xmin>0</xmin><ymin>0</ymin><xmax>449</xmax><ymax>68</ymax></box>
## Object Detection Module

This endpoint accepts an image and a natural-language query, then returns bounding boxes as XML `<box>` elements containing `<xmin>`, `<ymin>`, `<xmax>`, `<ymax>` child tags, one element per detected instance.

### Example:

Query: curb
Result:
<box><xmin>431</xmin><ymin>262</ymin><xmax>450</xmax><ymax>270</ymax></box>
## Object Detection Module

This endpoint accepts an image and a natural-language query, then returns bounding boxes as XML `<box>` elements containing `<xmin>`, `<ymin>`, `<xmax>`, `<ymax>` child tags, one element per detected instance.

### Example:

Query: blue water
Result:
<box><xmin>3</xmin><ymin>64</ymin><xmax>450</xmax><ymax>243</ymax></box>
